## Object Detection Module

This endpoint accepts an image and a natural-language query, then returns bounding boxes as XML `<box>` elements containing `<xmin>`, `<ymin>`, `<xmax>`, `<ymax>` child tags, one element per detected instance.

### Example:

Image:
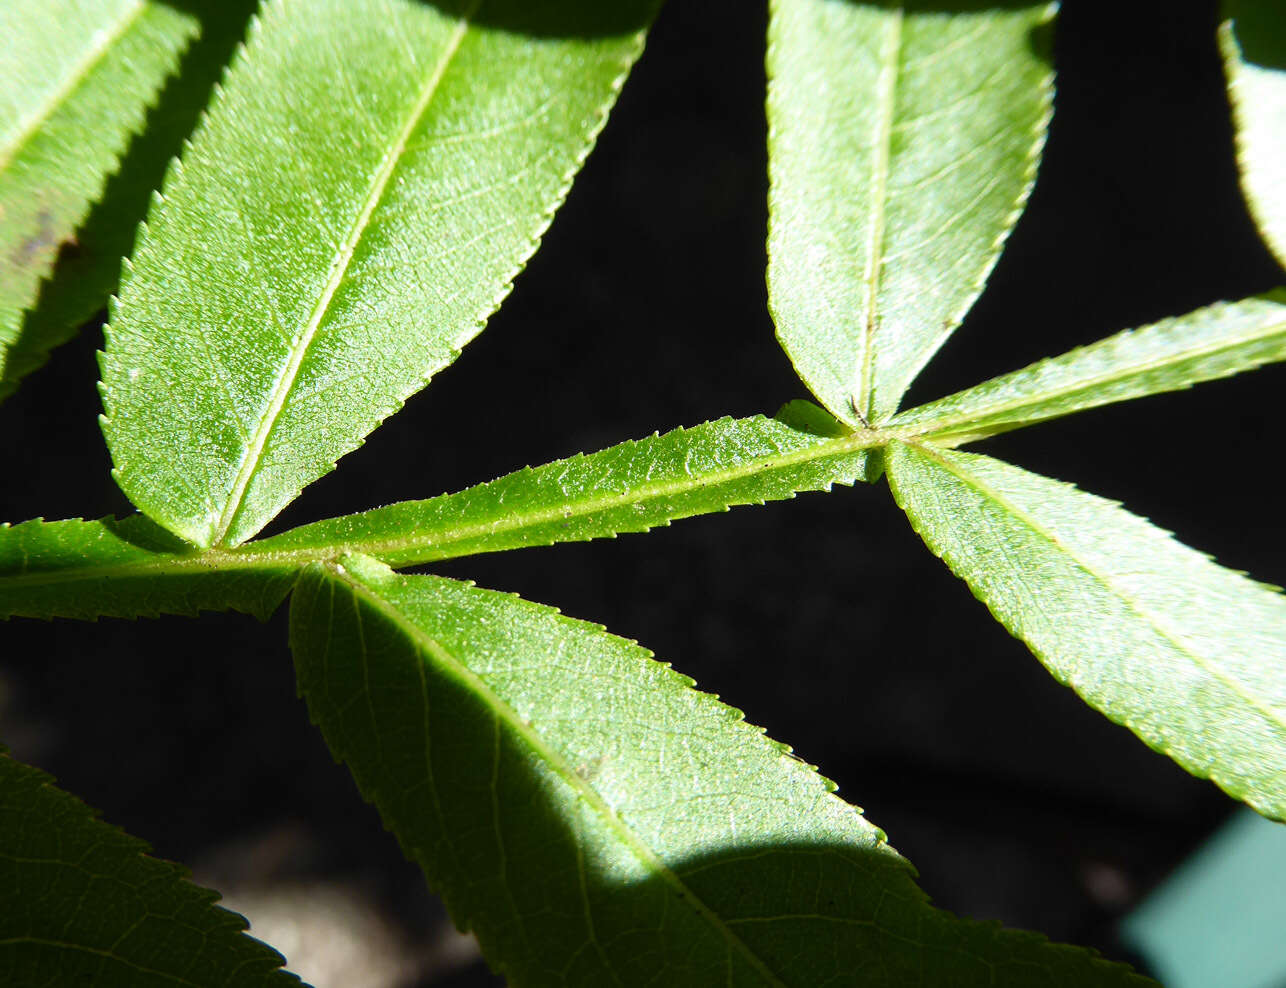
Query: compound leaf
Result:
<box><xmin>0</xmin><ymin>0</ymin><xmax>197</xmax><ymax>400</ymax></box>
<box><xmin>101</xmin><ymin>0</ymin><xmax>658</xmax><ymax>549</ymax></box>
<box><xmin>888</xmin><ymin>292</ymin><xmax>1286</xmax><ymax>444</ymax></box>
<box><xmin>767</xmin><ymin>0</ymin><xmax>1055</xmax><ymax>425</ymax></box>
<box><xmin>1221</xmin><ymin>0</ymin><xmax>1286</xmax><ymax>269</ymax></box>
<box><xmin>291</xmin><ymin>555</ymin><xmax>1153</xmax><ymax>986</ymax></box>
<box><xmin>0</xmin><ymin>747</ymin><xmax>303</xmax><ymax>986</ymax></box>
<box><xmin>255</xmin><ymin>412</ymin><xmax>882</xmax><ymax>567</ymax></box>
<box><xmin>885</xmin><ymin>441</ymin><xmax>1286</xmax><ymax>820</ymax></box>
<box><xmin>0</xmin><ymin>515</ymin><xmax>295</xmax><ymax>621</ymax></box>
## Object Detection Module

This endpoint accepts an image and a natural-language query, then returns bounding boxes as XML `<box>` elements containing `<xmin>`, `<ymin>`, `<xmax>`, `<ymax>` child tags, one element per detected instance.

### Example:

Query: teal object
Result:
<box><xmin>1122</xmin><ymin>810</ymin><xmax>1286</xmax><ymax>988</ymax></box>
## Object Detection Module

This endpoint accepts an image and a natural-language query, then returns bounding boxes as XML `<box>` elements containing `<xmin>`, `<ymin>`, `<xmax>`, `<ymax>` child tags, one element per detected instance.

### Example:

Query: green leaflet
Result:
<box><xmin>0</xmin><ymin>0</ymin><xmax>197</xmax><ymax>399</ymax></box>
<box><xmin>766</xmin><ymin>0</ymin><xmax>1055</xmax><ymax>426</ymax></box>
<box><xmin>255</xmin><ymin>412</ymin><xmax>882</xmax><ymax>567</ymax></box>
<box><xmin>3</xmin><ymin>1</ymin><xmax>260</xmax><ymax>403</ymax></box>
<box><xmin>101</xmin><ymin>0</ymin><xmax>658</xmax><ymax>550</ymax></box>
<box><xmin>0</xmin><ymin>414</ymin><xmax>879</xmax><ymax>621</ymax></box>
<box><xmin>0</xmin><ymin>516</ymin><xmax>295</xmax><ymax>621</ymax></box>
<box><xmin>291</xmin><ymin>555</ymin><xmax>1153</xmax><ymax>986</ymax></box>
<box><xmin>885</xmin><ymin>441</ymin><xmax>1286</xmax><ymax>821</ymax></box>
<box><xmin>888</xmin><ymin>292</ymin><xmax>1286</xmax><ymax>444</ymax></box>
<box><xmin>1221</xmin><ymin>0</ymin><xmax>1286</xmax><ymax>269</ymax></box>
<box><xmin>0</xmin><ymin>747</ymin><xmax>303</xmax><ymax>986</ymax></box>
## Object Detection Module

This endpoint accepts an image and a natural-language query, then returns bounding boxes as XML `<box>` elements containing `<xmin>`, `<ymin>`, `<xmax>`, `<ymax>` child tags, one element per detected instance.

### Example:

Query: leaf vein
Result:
<box><xmin>208</xmin><ymin>0</ymin><xmax>483</xmax><ymax>546</ymax></box>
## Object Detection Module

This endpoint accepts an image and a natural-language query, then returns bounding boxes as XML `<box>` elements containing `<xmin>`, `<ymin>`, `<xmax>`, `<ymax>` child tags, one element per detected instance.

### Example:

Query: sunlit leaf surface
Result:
<box><xmin>767</xmin><ymin>0</ymin><xmax>1055</xmax><ymax>425</ymax></box>
<box><xmin>291</xmin><ymin>555</ymin><xmax>1154</xmax><ymax>986</ymax></box>
<box><xmin>1221</xmin><ymin>0</ymin><xmax>1286</xmax><ymax>269</ymax></box>
<box><xmin>257</xmin><ymin>412</ymin><xmax>881</xmax><ymax>566</ymax></box>
<box><xmin>102</xmin><ymin>0</ymin><xmax>658</xmax><ymax>548</ymax></box>
<box><xmin>887</xmin><ymin>441</ymin><xmax>1286</xmax><ymax>821</ymax></box>
<box><xmin>889</xmin><ymin>292</ymin><xmax>1286</xmax><ymax>443</ymax></box>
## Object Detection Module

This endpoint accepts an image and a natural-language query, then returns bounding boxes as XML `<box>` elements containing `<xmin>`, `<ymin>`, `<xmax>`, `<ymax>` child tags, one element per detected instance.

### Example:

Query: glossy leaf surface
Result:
<box><xmin>889</xmin><ymin>292</ymin><xmax>1286</xmax><ymax>444</ymax></box>
<box><xmin>0</xmin><ymin>0</ymin><xmax>196</xmax><ymax>399</ymax></box>
<box><xmin>291</xmin><ymin>555</ymin><xmax>1152</xmax><ymax>986</ymax></box>
<box><xmin>257</xmin><ymin>412</ymin><xmax>882</xmax><ymax>567</ymax></box>
<box><xmin>0</xmin><ymin>516</ymin><xmax>295</xmax><ymax>621</ymax></box>
<box><xmin>767</xmin><ymin>0</ymin><xmax>1055</xmax><ymax>425</ymax></box>
<box><xmin>102</xmin><ymin>0</ymin><xmax>657</xmax><ymax>549</ymax></box>
<box><xmin>886</xmin><ymin>441</ymin><xmax>1286</xmax><ymax>820</ymax></box>
<box><xmin>0</xmin><ymin>748</ymin><xmax>302</xmax><ymax>986</ymax></box>
<box><xmin>1221</xmin><ymin>0</ymin><xmax>1286</xmax><ymax>268</ymax></box>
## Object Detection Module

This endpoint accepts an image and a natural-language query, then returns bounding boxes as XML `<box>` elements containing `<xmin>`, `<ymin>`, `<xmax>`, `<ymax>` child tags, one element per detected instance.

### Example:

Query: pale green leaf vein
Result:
<box><xmin>334</xmin><ymin>560</ymin><xmax>789</xmax><ymax>988</ymax></box>
<box><xmin>893</xmin><ymin>302</ymin><xmax>1286</xmax><ymax>441</ymax></box>
<box><xmin>211</xmin><ymin>0</ymin><xmax>481</xmax><ymax>546</ymax></box>
<box><xmin>909</xmin><ymin>441</ymin><xmax>1286</xmax><ymax>730</ymax></box>
<box><xmin>0</xmin><ymin>0</ymin><xmax>144</xmax><ymax>174</ymax></box>
<box><xmin>0</xmin><ymin>424</ymin><xmax>884</xmax><ymax>598</ymax></box>
<box><xmin>858</xmin><ymin>4</ymin><xmax>903</xmax><ymax>422</ymax></box>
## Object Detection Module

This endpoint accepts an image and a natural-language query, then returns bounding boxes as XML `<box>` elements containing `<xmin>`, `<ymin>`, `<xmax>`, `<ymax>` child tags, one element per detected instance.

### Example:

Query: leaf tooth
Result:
<box><xmin>434</xmin><ymin>28</ymin><xmax>652</xmax><ymax>394</ymax></box>
<box><xmin>9</xmin><ymin>752</ymin><xmax>223</xmax><ymax>908</ymax></box>
<box><xmin>987</xmin><ymin>458</ymin><xmax>1284</xmax><ymax>595</ymax></box>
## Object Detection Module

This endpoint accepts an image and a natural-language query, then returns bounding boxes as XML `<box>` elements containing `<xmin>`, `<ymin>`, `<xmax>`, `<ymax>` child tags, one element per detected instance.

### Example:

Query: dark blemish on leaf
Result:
<box><xmin>11</xmin><ymin>209</ymin><xmax>64</xmax><ymax>267</ymax></box>
<box><xmin>848</xmin><ymin>394</ymin><xmax>871</xmax><ymax>429</ymax></box>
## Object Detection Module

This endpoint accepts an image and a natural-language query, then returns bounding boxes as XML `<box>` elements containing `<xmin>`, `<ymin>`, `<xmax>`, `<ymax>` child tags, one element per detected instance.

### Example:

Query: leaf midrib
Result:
<box><xmin>333</xmin><ymin>561</ymin><xmax>789</xmax><ymax>988</ymax></box>
<box><xmin>318</xmin><ymin>422</ymin><xmax>885</xmax><ymax>565</ymax></box>
<box><xmin>0</xmin><ymin>0</ymin><xmax>146</xmax><ymax>175</ymax></box>
<box><xmin>856</xmin><ymin>3</ymin><xmax>904</xmax><ymax>422</ymax></box>
<box><xmin>908</xmin><ymin>441</ymin><xmax>1286</xmax><ymax>735</ymax></box>
<box><xmin>892</xmin><ymin>313</ymin><xmax>1286</xmax><ymax>440</ymax></box>
<box><xmin>210</xmin><ymin>0</ymin><xmax>482</xmax><ymax>547</ymax></box>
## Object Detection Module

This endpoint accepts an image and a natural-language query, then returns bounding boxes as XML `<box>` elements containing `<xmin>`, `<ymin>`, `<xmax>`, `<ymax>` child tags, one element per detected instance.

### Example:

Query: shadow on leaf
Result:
<box><xmin>2</xmin><ymin>0</ymin><xmax>257</xmax><ymax>402</ymax></box>
<box><xmin>290</xmin><ymin>561</ymin><xmax>1153</xmax><ymax>986</ymax></box>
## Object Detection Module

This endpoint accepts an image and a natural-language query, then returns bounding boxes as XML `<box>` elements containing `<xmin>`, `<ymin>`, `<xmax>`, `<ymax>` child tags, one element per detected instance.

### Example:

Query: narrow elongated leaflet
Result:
<box><xmin>767</xmin><ymin>0</ymin><xmax>1055</xmax><ymax>425</ymax></box>
<box><xmin>0</xmin><ymin>516</ymin><xmax>295</xmax><ymax>621</ymax></box>
<box><xmin>1221</xmin><ymin>0</ymin><xmax>1286</xmax><ymax>268</ymax></box>
<box><xmin>888</xmin><ymin>293</ymin><xmax>1286</xmax><ymax>444</ymax></box>
<box><xmin>291</xmin><ymin>556</ymin><xmax>1153</xmax><ymax>985</ymax></box>
<box><xmin>885</xmin><ymin>441</ymin><xmax>1286</xmax><ymax>820</ymax></box>
<box><xmin>255</xmin><ymin>412</ymin><xmax>882</xmax><ymax>567</ymax></box>
<box><xmin>0</xmin><ymin>0</ymin><xmax>196</xmax><ymax>399</ymax></box>
<box><xmin>101</xmin><ymin>0</ymin><xmax>658</xmax><ymax>549</ymax></box>
<box><xmin>0</xmin><ymin>748</ymin><xmax>302</xmax><ymax>986</ymax></box>
<box><xmin>0</xmin><ymin>413</ymin><xmax>880</xmax><ymax>621</ymax></box>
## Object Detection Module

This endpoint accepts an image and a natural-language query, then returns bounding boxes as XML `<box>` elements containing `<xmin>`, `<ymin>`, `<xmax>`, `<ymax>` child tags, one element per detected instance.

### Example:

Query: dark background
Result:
<box><xmin>2</xmin><ymin>0</ymin><xmax>1284</xmax><ymax>984</ymax></box>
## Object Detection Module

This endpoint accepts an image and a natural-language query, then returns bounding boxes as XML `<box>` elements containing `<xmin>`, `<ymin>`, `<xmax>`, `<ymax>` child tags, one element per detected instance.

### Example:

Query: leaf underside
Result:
<box><xmin>0</xmin><ymin>747</ymin><xmax>303</xmax><ymax>986</ymax></box>
<box><xmin>766</xmin><ymin>0</ymin><xmax>1055</xmax><ymax>425</ymax></box>
<box><xmin>291</xmin><ymin>555</ymin><xmax>1154</xmax><ymax>986</ymax></box>
<box><xmin>888</xmin><ymin>292</ymin><xmax>1286</xmax><ymax>443</ymax></box>
<box><xmin>885</xmin><ymin>441</ymin><xmax>1286</xmax><ymax>821</ymax></box>
<box><xmin>1221</xmin><ymin>0</ymin><xmax>1286</xmax><ymax>269</ymax></box>
<box><xmin>101</xmin><ymin>0</ymin><xmax>658</xmax><ymax>550</ymax></box>
<box><xmin>0</xmin><ymin>0</ymin><xmax>197</xmax><ymax>400</ymax></box>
